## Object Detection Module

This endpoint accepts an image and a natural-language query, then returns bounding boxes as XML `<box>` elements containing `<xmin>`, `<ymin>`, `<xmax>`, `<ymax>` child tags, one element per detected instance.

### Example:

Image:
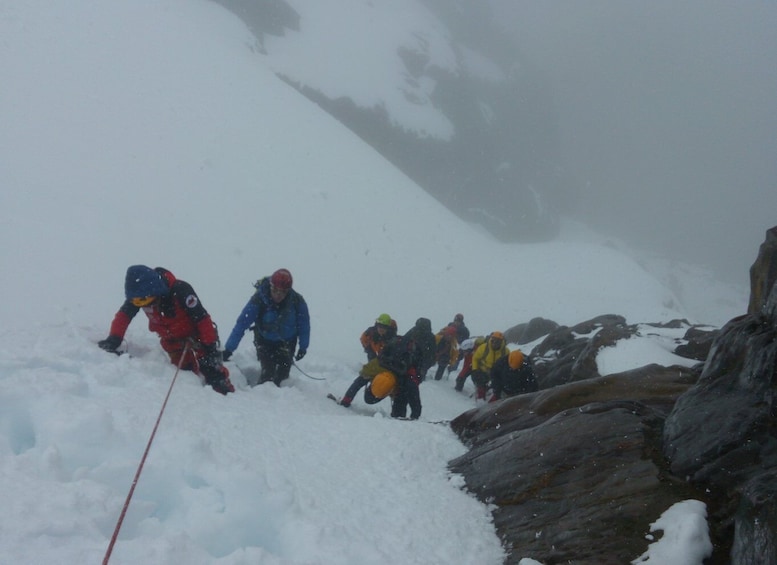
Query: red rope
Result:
<box><xmin>102</xmin><ymin>341</ymin><xmax>191</xmax><ymax>565</ymax></box>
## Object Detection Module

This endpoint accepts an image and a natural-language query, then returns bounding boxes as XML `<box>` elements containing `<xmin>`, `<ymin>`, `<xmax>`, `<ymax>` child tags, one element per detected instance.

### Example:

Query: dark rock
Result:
<box><xmin>451</xmin><ymin>400</ymin><xmax>703</xmax><ymax>564</ymax></box>
<box><xmin>730</xmin><ymin>472</ymin><xmax>777</xmax><ymax>565</ymax></box>
<box><xmin>663</xmin><ymin>313</ymin><xmax>777</xmax><ymax>486</ymax></box>
<box><xmin>447</xmin><ymin>229</ymin><xmax>777</xmax><ymax>564</ymax></box>
<box><xmin>531</xmin><ymin>315</ymin><xmax>631</xmax><ymax>388</ymax></box>
<box><xmin>449</xmin><ymin>313</ymin><xmax>750</xmax><ymax>564</ymax></box>
<box><xmin>504</xmin><ymin>317</ymin><xmax>559</xmax><ymax>345</ymax></box>
<box><xmin>453</xmin><ymin>364</ymin><xmax>698</xmax><ymax>448</ymax></box>
<box><xmin>674</xmin><ymin>326</ymin><xmax>719</xmax><ymax>361</ymax></box>
<box><xmin>662</xmin><ymin>277</ymin><xmax>777</xmax><ymax>564</ymax></box>
<box><xmin>748</xmin><ymin>225</ymin><xmax>777</xmax><ymax>315</ymax></box>
<box><xmin>210</xmin><ymin>0</ymin><xmax>299</xmax><ymax>43</ymax></box>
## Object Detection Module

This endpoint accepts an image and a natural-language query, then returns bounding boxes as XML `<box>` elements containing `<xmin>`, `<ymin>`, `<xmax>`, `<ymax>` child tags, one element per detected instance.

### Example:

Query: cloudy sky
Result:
<box><xmin>488</xmin><ymin>0</ymin><xmax>777</xmax><ymax>284</ymax></box>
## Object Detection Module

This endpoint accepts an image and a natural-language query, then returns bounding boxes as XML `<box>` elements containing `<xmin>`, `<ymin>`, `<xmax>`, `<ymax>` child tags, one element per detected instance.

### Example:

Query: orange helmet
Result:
<box><xmin>489</xmin><ymin>332</ymin><xmax>505</xmax><ymax>348</ymax></box>
<box><xmin>508</xmin><ymin>350</ymin><xmax>524</xmax><ymax>370</ymax></box>
<box><xmin>370</xmin><ymin>371</ymin><xmax>397</xmax><ymax>399</ymax></box>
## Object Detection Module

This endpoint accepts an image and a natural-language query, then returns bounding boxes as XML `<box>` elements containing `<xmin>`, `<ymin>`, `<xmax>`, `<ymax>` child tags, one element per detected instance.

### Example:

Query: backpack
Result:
<box><xmin>248</xmin><ymin>278</ymin><xmax>301</xmax><ymax>338</ymax></box>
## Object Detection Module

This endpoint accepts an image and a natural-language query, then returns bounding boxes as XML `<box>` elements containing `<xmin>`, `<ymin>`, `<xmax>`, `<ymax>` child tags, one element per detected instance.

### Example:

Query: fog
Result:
<box><xmin>488</xmin><ymin>0</ymin><xmax>777</xmax><ymax>285</ymax></box>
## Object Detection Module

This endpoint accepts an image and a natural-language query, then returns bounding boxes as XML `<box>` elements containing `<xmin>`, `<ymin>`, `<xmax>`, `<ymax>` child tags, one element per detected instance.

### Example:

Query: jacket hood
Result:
<box><xmin>414</xmin><ymin>317</ymin><xmax>432</xmax><ymax>333</ymax></box>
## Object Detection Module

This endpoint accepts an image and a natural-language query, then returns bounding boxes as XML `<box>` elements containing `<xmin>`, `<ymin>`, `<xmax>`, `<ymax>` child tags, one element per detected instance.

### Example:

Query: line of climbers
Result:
<box><xmin>336</xmin><ymin>313</ymin><xmax>537</xmax><ymax>419</ymax></box>
<box><xmin>338</xmin><ymin>315</ymin><xmax>436</xmax><ymax>420</ymax></box>
<box><xmin>97</xmin><ymin>265</ymin><xmax>537</xmax><ymax>410</ymax></box>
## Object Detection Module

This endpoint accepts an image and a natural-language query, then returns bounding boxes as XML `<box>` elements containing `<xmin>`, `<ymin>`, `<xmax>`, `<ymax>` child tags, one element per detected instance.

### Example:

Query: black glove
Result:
<box><xmin>98</xmin><ymin>335</ymin><xmax>122</xmax><ymax>353</ymax></box>
<box><xmin>222</xmin><ymin>349</ymin><xmax>233</xmax><ymax>362</ymax></box>
<box><xmin>208</xmin><ymin>374</ymin><xmax>235</xmax><ymax>395</ymax></box>
<box><xmin>295</xmin><ymin>348</ymin><xmax>307</xmax><ymax>361</ymax></box>
<box><xmin>201</xmin><ymin>344</ymin><xmax>222</xmax><ymax>369</ymax></box>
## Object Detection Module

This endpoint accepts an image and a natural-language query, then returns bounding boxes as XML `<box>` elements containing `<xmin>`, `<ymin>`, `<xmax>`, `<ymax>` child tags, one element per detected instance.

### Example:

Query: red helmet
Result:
<box><xmin>270</xmin><ymin>268</ymin><xmax>293</xmax><ymax>290</ymax></box>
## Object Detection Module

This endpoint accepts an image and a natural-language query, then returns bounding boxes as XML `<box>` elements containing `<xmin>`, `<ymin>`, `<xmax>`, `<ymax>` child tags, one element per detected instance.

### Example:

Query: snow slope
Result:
<box><xmin>0</xmin><ymin>1</ymin><xmax>735</xmax><ymax>563</ymax></box>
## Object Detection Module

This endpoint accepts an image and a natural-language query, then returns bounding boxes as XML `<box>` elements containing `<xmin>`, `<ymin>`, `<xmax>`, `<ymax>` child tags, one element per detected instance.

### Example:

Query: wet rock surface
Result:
<box><xmin>448</xmin><ymin>227</ymin><xmax>777</xmax><ymax>565</ymax></box>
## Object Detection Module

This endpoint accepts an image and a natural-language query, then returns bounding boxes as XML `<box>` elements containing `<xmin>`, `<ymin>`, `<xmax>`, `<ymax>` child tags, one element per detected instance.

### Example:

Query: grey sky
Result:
<box><xmin>488</xmin><ymin>1</ymin><xmax>777</xmax><ymax>284</ymax></box>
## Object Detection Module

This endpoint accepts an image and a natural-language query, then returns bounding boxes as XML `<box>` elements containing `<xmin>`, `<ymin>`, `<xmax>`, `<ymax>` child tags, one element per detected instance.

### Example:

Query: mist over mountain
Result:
<box><xmin>490</xmin><ymin>1</ymin><xmax>777</xmax><ymax>285</ymax></box>
<box><xmin>213</xmin><ymin>0</ymin><xmax>565</xmax><ymax>243</ymax></box>
<box><xmin>0</xmin><ymin>2</ymin><xmax>758</xmax><ymax>563</ymax></box>
<box><xmin>213</xmin><ymin>0</ymin><xmax>776</xmax><ymax>286</ymax></box>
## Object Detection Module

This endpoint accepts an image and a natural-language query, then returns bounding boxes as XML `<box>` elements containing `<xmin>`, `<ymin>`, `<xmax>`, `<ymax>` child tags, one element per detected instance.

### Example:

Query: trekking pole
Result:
<box><xmin>292</xmin><ymin>360</ymin><xmax>326</xmax><ymax>380</ymax></box>
<box><xmin>102</xmin><ymin>341</ymin><xmax>191</xmax><ymax>565</ymax></box>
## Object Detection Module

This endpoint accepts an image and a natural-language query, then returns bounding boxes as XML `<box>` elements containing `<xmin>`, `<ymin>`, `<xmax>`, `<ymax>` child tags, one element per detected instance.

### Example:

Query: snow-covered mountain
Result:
<box><xmin>0</xmin><ymin>0</ymin><xmax>744</xmax><ymax>353</ymax></box>
<box><xmin>0</xmin><ymin>1</ymin><xmax>745</xmax><ymax>563</ymax></box>
<box><xmin>262</xmin><ymin>0</ymin><xmax>460</xmax><ymax>140</ymax></box>
<box><xmin>214</xmin><ymin>0</ymin><xmax>564</xmax><ymax>242</ymax></box>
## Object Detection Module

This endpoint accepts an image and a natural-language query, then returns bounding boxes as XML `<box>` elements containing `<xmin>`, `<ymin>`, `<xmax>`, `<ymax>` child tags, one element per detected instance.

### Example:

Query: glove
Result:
<box><xmin>207</xmin><ymin>369</ymin><xmax>235</xmax><ymax>395</ymax></box>
<box><xmin>295</xmin><ymin>348</ymin><xmax>306</xmax><ymax>361</ymax></box>
<box><xmin>98</xmin><ymin>335</ymin><xmax>122</xmax><ymax>353</ymax></box>
<box><xmin>201</xmin><ymin>344</ymin><xmax>222</xmax><ymax>369</ymax></box>
<box><xmin>222</xmin><ymin>349</ymin><xmax>233</xmax><ymax>362</ymax></box>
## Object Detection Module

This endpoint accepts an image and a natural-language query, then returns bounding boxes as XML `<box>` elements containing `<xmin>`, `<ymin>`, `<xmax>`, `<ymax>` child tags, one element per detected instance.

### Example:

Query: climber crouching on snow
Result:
<box><xmin>339</xmin><ymin>317</ymin><xmax>433</xmax><ymax>420</ymax></box>
<box><xmin>98</xmin><ymin>265</ymin><xmax>234</xmax><ymax>395</ymax></box>
<box><xmin>488</xmin><ymin>349</ymin><xmax>538</xmax><ymax>402</ymax></box>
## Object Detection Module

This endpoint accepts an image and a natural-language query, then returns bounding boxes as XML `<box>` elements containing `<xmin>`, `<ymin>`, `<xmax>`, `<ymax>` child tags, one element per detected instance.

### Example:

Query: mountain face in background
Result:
<box><xmin>211</xmin><ymin>0</ymin><xmax>567</xmax><ymax>242</ymax></box>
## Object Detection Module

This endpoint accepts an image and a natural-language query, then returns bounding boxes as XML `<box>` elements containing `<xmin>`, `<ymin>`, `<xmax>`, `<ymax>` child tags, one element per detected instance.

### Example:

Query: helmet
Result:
<box><xmin>454</xmin><ymin>313</ymin><xmax>464</xmax><ymax>322</ymax></box>
<box><xmin>489</xmin><ymin>331</ymin><xmax>505</xmax><ymax>348</ymax></box>
<box><xmin>125</xmin><ymin>265</ymin><xmax>167</xmax><ymax>300</ymax></box>
<box><xmin>460</xmin><ymin>338</ymin><xmax>475</xmax><ymax>352</ymax></box>
<box><xmin>508</xmin><ymin>350</ymin><xmax>524</xmax><ymax>370</ymax></box>
<box><xmin>375</xmin><ymin>313</ymin><xmax>392</xmax><ymax>326</ymax></box>
<box><xmin>270</xmin><ymin>268</ymin><xmax>293</xmax><ymax>290</ymax></box>
<box><xmin>370</xmin><ymin>371</ymin><xmax>397</xmax><ymax>399</ymax></box>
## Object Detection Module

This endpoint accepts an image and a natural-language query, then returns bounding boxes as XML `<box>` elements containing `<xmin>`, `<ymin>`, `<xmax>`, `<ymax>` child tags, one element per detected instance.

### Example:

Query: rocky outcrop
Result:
<box><xmin>663</xmin><ymin>294</ymin><xmax>777</xmax><ymax>564</ymax></box>
<box><xmin>449</xmin><ymin>227</ymin><xmax>777</xmax><ymax>565</ymax></box>
<box><xmin>504</xmin><ymin>317</ymin><xmax>559</xmax><ymax>345</ymax></box>
<box><xmin>748</xmin><ymin>225</ymin><xmax>777</xmax><ymax>315</ymax></box>
<box><xmin>450</xmin><ymin>366</ymin><xmax>703</xmax><ymax>564</ymax></box>
<box><xmin>529</xmin><ymin>315</ymin><xmax>714</xmax><ymax>389</ymax></box>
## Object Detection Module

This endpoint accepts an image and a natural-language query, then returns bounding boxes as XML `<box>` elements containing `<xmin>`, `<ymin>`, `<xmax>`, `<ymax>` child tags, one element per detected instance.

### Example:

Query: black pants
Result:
<box><xmin>391</xmin><ymin>376</ymin><xmax>421</xmax><ymax>419</ymax></box>
<box><xmin>434</xmin><ymin>355</ymin><xmax>451</xmax><ymax>380</ymax></box>
<box><xmin>343</xmin><ymin>376</ymin><xmax>368</xmax><ymax>404</ymax></box>
<box><xmin>255</xmin><ymin>337</ymin><xmax>295</xmax><ymax>386</ymax></box>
